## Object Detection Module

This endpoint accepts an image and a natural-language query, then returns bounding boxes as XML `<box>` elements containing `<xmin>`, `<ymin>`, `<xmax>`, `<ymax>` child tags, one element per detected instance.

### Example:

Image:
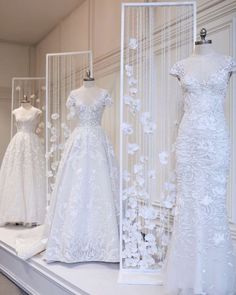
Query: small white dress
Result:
<box><xmin>43</xmin><ymin>86</ymin><xmax>120</xmax><ymax>263</ymax></box>
<box><xmin>165</xmin><ymin>54</ymin><xmax>236</xmax><ymax>295</ymax></box>
<box><xmin>0</xmin><ymin>106</ymin><xmax>46</xmax><ymax>226</ymax></box>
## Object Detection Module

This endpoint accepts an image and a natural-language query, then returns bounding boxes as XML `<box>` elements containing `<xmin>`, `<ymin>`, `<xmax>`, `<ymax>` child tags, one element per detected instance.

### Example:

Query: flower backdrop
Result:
<box><xmin>120</xmin><ymin>3</ymin><xmax>195</xmax><ymax>275</ymax></box>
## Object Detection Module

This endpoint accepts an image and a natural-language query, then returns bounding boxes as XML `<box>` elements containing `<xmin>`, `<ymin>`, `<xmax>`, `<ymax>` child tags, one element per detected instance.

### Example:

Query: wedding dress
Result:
<box><xmin>165</xmin><ymin>53</ymin><xmax>236</xmax><ymax>295</ymax></box>
<box><xmin>0</xmin><ymin>106</ymin><xmax>46</xmax><ymax>226</ymax></box>
<box><xmin>16</xmin><ymin>85</ymin><xmax>120</xmax><ymax>263</ymax></box>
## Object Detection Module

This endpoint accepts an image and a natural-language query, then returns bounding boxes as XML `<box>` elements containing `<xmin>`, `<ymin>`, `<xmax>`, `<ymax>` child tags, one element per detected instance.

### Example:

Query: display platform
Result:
<box><xmin>0</xmin><ymin>226</ymin><xmax>164</xmax><ymax>295</ymax></box>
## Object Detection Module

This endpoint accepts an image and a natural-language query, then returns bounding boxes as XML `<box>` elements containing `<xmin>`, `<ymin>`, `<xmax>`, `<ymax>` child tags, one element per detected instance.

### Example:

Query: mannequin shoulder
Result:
<box><xmin>32</xmin><ymin>107</ymin><xmax>42</xmax><ymax>116</ymax></box>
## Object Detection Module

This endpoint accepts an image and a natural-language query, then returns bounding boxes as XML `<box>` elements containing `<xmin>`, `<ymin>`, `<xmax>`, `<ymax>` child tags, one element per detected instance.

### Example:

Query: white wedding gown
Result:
<box><xmin>0</xmin><ymin>106</ymin><xmax>46</xmax><ymax>226</ymax></box>
<box><xmin>164</xmin><ymin>53</ymin><xmax>236</xmax><ymax>295</ymax></box>
<box><xmin>16</xmin><ymin>86</ymin><xmax>120</xmax><ymax>263</ymax></box>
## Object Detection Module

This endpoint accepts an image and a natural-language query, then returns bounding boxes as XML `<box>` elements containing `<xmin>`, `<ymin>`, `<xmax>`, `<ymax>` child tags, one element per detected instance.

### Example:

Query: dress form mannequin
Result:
<box><xmin>83</xmin><ymin>69</ymin><xmax>95</xmax><ymax>88</ymax></box>
<box><xmin>165</xmin><ymin>28</ymin><xmax>236</xmax><ymax>295</ymax></box>
<box><xmin>193</xmin><ymin>28</ymin><xmax>214</xmax><ymax>56</ymax></box>
<box><xmin>21</xmin><ymin>95</ymin><xmax>33</xmax><ymax>110</ymax></box>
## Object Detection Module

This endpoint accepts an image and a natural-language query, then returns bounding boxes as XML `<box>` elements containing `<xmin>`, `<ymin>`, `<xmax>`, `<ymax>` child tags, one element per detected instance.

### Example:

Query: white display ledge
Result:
<box><xmin>0</xmin><ymin>226</ymin><xmax>164</xmax><ymax>295</ymax></box>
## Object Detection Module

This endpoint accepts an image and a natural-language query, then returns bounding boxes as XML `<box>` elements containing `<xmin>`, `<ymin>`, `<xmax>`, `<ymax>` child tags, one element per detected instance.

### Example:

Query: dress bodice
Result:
<box><xmin>66</xmin><ymin>86</ymin><xmax>112</xmax><ymax>127</ymax></box>
<box><xmin>13</xmin><ymin>106</ymin><xmax>42</xmax><ymax>133</ymax></box>
<box><xmin>170</xmin><ymin>54</ymin><xmax>236</xmax><ymax>131</ymax></box>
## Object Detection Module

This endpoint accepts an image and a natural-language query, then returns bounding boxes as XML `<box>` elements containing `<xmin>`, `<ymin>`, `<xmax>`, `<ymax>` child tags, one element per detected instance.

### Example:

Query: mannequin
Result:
<box><xmin>83</xmin><ymin>69</ymin><xmax>95</xmax><ymax>88</ymax></box>
<box><xmin>193</xmin><ymin>28</ymin><xmax>215</xmax><ymax>56</ymax></box>
<box><xmin>21</xmin><ymin>95</ymin><xmax>33</xmax><ymax>110</ymax></box>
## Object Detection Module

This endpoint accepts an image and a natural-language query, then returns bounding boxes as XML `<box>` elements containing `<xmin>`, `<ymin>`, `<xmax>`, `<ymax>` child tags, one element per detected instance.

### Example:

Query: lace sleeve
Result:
<box><xmin>170</xmin><ymin>61</ymin><xmax>184</xmax><ymax>79</ymax></box>
<box><xmin>66</xmin><ymin>92</ymin><xmax>76</xmax><ymax>120</ymax></box>
<box><xmin>103</xmin><ymin>91</ymin><xmax>113</xmax><ymax>107</ymax></box>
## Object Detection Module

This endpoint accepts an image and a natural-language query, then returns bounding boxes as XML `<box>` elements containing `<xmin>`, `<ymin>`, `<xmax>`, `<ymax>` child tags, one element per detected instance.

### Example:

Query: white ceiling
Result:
<box><xmin>0</xmin><ymin>0</ymin><xmax>84</xmax><ymax>45</ymax></box>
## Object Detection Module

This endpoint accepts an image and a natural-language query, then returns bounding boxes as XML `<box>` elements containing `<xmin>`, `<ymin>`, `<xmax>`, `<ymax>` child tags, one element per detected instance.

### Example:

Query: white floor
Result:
<box><xmin>0</xmin><ymin>226</ymin><xmax>165</xmax><ymax>295</ymax></box>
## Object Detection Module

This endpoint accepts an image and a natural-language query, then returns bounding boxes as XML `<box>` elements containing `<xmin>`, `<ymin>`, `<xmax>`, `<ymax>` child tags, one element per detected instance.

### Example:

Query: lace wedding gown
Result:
<box><xmin>16</xmin><ymin>86</ymin><xmax>120</xmax><ymax>263</ymax></box>
<box><xmin>0</xmin><ymin>106</ymin><xmax>46</xmax><ymax>226</ymax></box>
<box><xmin>165</xmin><ymin>54</ymin><xmax>236</xmax><ymax>295</ymax></box>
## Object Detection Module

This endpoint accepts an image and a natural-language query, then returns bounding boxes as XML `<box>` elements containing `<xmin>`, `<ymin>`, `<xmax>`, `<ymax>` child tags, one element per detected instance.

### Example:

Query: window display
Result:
<box><xmin>0</xmin><ymin>98</ymin><xmax>46</xmax><ymax>226</ymax></box>
<box><xmin>164</xmin><ymin>29</ymin><xmax>236</xmax><ymax>295</ymax></box>
<box><xmin>0</xmin><ymin>1</ymin><xmax>235</xmax><ymax>294</ymax></box>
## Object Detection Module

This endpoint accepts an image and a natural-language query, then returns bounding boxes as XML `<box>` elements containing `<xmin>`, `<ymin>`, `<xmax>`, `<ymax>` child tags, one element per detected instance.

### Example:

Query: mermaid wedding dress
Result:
<box><xmin>0</xmin><ymin>105</ymin><xmax>46</xmax><ymax>226</ymax></box>
<box><xmin>165</xmin><ymin>53</ymin><xmax>236</xmax><ymax>295</ymax></box>
<box><xmin>16</xmin><ymin>85</ymin><xmax>120</xmax><ymax>263</ymax></box>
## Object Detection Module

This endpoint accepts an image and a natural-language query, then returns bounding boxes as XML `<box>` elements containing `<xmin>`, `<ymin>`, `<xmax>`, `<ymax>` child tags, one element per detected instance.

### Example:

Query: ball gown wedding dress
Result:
<box><xmin>0</xmin><ymin>106</ymin><xmax>46</xmax><ymax>226</ymax></box>
<box><xmin>16</xmin><ymin>86</ymin><xmax>120</xmax><ymax>263</ymax></box>
<box><xmin>165</xmin><ymin>53</ymin><xmax>236</xmax><ymax>295</ymax></box>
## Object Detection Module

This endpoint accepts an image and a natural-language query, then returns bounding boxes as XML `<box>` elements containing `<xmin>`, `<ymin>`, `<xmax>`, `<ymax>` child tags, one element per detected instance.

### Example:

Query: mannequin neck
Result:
<box><xmin>83</xmin><ymin>80</ymin><xmax>95</xmax><ymax>88</ymax></box>
<box><xmin>21</xmin><ymin>102</ymin><xmax>32</xmax><ymax>110</ymax></box>
<box><xmin>193</xmin><ymin>43</ymin><xmax>215</xmax><ymax>56</ymax></box>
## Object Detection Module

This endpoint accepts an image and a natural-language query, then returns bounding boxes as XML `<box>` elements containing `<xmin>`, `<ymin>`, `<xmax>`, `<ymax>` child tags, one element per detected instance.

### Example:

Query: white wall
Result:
<box><xmin>0</xmin><ymin>41</ymin><xmax>35</xmax><ymax>164</ymax></box>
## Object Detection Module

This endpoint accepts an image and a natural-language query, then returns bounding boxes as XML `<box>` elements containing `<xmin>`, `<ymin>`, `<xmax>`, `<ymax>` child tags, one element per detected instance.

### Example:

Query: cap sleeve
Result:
<box><xmin>103</xmin><ymin>90</ymin><xmax>112</xmax><ymax>107</ymax></box>
<box><xmin>35</xmin><ymin>108</ymin><xmax>42</xmax><ymax>116</ymax></box>
<box><xmin>66</xmin><ymin>92</ymin><xmax>77</xmax><ymax>120</ymax></box>
<box><xmin>170</xmin><ymin>61</ymin><xmax>184</xmax><ymax>79</ymax></box>
<box><xmin>227</xmin><ymin>56</ymin><xmax>236</xmax><ymax>73</ymax></box>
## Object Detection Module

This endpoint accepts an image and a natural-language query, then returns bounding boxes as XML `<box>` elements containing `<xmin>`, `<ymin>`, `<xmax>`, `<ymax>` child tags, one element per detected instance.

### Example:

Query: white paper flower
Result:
<box><xmin>122</xmin><ymin>122</ymin><xmax>133</xmax><ymax>135</ymax></box>
<box><xmin>140</xmin><ymin>112</ymin><xmax>156</xmax><ymax>134</ymax></box>
<box><xmin>47</xmin><ymin>170</ymin><xmax>53</xmax><ymax>177</ymax></box>
<box><xmin>129</xmin><ymin>38</ymin><xmax>138</xmax><ymax>50</ymax></box>
<box><xmin>51</xmin><ymin>113</ymin><xmax>60</xmax><ymax>120</ymax></box>
<box><xmin>123</xmin><ymin>170</ymin><xmax>131</xmax><ymax>182</ymax></box>
<box><xmin>140</xmin><ymin>191</ymin><xmax>149</xmax><ymax>200</ymax></box>
<box><xmin>129</xmin><ymin>87</ymin><xmax>137</xmax><ymax>96</ymax></box>
<box><xmin>130</xmin><ymin>99</ymin><xmax>141</xmax><ymax>114</ymax></box>
<box><xmin>128</xmin><ymin>143</ymin><xmax>139</xmax><ymax>155</ymax></box>
<box><xmin>148</xmin><ymin>170</ymin><xmax>156</xmax><ymax>179</ymax></box>
<box><xmin>128</xmin><ymin>197</ymin><xmax>138</xmax><ymax>209</ymax></box>
<box><xmin>140</xmin><ymin>156</ymin><xmax>148</xmax><ymax>163</ymax></box>
<box><xmin>50</xmin><ymin>135</ymin><xmax>57</xmax><ymax>142</ymax></box>
<box><xmin>51</xmin><ymin>161</ymin><xmax>59</xmax><ymax>171</ymax></box>
<box><xmin>126</xmin><ymin>209</ymin><xmax>137</xmax><ymax>221</ymax></box>
<box><xmin>159</xmin><ymin>151</ymin><xmax>169</xmax><ymax>165</ymax></box>
<box><xmin>124</xmin><ymin>94</ymin><xmax>132</xmax><ymax>105</ymax></box>
<box><xmin>128</xmin><ymin>77</ymin><xmax>137</xmax><ymax>86</ymax></box>
<box><xmin>125</xmin><ymin>257</ymin><xmax>139</xmax><ymax>267</ymax></box>
<box><xmin>139</xmin><ymin>206</ymin><xmax>158</xmax><ymax>219</ymax></box>
<box><xmin>125</xmin><ymin>64</ymin><xmax>133</xmax><ymax>77</ymax></box>
<box><xmin>30</xmin><ymin>94</ymin><xmax>36</xmax><ymax>99</ymax></box>
<box><xmin>46</xmin><ymin>121</ymin><xmax>52</xmax><ymax>129</ymax></box>
<box><xmin>136</xmin><ymin>175</ymin><xmax>145</xmax><ymax>187</ymax></box>
<box><xmin>145</xmin><ymin>233</ymin><xmax>156</xmax><ymax>243</ymax></box>
<box><xmin>143</xmin><ymin>122</ymin><xmax>156</xmax><ymax>134</ymax></box>
<box><xmin>16</xmin><ymin>86</ymin><xmax>21</xmax><ymax>91</ymax></box>
<box><xmin>50</xmin><ymin>127</ymin><xmax>56</xmax><ymax>135</ymax></box>
<box><xmin>163</xmin><ymin>199</ymin><xmax>174</xmax><ymax>209</ymax></box>
<box><xmin>134</xmin><ymin>163</ymin><xmax>143</xmax><ymax>174</ymax></box>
